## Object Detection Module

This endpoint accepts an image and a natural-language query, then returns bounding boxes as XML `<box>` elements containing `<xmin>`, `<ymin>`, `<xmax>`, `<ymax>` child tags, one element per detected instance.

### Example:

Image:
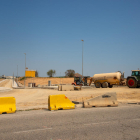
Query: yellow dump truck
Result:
<box><xmin>90</xmin><ymin>72</ymin><xmax>124</xmax><ymax>88</ymax></box>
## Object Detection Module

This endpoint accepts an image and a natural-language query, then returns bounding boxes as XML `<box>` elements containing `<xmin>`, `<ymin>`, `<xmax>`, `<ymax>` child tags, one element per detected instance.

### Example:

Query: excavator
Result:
<box><xmin>82</xmin><ymin>77</ymin><xmax>93</xmax><ymax>86</ymax></box>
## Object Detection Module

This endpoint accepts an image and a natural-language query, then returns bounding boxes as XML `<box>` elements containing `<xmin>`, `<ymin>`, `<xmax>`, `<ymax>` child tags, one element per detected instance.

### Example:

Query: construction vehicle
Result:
<box><xmin>72</xmin><ymin>76</ymin><xmax>90</xmax><ymax>86</ymax></box>
<box><xmin>82</xmin><ymin>76</ymin><xmax>91</xmax><ymax>86</ymax></box>
<box><xmin>2</xmin><ymin>75</ymin><xmax>6</xmax><ymax>79</ymax></box>
<box><xmin>89</xmin><ymin>71</ymin><xmax>125</xmax><ymax>88</ymax></box>
<box><xmin>126</xmin><ymin>70</ymin><xmax>140</xmax><ymax>88</ymax></box>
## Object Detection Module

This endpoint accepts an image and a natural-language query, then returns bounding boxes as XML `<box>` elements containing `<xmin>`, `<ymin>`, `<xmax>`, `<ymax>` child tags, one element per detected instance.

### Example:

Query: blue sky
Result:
<box><xmin>0</xmin><ymin>0</ymin><xmax>140</xmax><ymax>77</ymax></box>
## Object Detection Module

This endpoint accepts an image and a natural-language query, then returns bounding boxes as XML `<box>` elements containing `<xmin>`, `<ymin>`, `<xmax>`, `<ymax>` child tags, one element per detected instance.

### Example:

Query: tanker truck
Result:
<box><xmin>89</xmin><ymin>72</ymin><xmax>124</xmax><ymax>88</ymax></box>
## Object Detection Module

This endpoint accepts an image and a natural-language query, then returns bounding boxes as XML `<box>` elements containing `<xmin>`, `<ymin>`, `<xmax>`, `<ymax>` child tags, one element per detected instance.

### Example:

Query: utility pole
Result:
<box><xmin>24</xmin><ymin>53</ymin><xmax>26</xmax><ymax>88</ymax></box>
<box><xmin>13</xmin><ymin>72</ymin><xmax>14</xmax><ymax>86</ymax></box>
<box><xmin>17</xmin><ymin>65</ymin><xmax>18</xmax><ymax>86</ymax></box>
<box><xmin>60</xmin><ymin>72</ymin><xmax>61</xmax><ymax>85</ymax></box>
<box><xmin>81</xmin><ymin>40</ymin><xmax>84</xmax><ymax>79</ymax></box>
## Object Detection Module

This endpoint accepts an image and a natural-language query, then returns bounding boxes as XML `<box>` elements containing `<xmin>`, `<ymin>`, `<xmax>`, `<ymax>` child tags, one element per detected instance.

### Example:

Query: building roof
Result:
<box><xmin>25</xmin><ymin>70</ymin><xmax>36</xmax><ymax>71</ymax></box>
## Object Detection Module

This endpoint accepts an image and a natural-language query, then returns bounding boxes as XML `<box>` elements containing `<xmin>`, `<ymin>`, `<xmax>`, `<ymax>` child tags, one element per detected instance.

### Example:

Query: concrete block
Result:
<box><xmin>58</xmin><ymin>85</ymin><xmax>62</xmax><ymax>91</ymax></box>
<box><xmin>28</xmin><ymin>83</ymin><xmax>32</xmax><ymax>87</ymax></box>
<box><xmin>83</xmin><ymin>92</ymin><xmax>118</xmax><ymax>108</ymax></box>
<box><xmin>37</xmin><ymin>84</ymin><xmax>41</xmax><ymax>87</ymax></box>
<box><xmin>58</xmin><ymin>85</ymin><xmax>74</xmax><ymax>91</ymax></box>
<box><xmin>75</xmin><ymin>104</ymin><xmax>83</xmax><ymax>108</ymax></box>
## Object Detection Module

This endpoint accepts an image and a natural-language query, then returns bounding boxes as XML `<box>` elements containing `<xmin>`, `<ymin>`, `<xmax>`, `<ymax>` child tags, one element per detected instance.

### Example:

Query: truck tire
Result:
<box><xmin>109</xmin><ymin>85</ymin><xmax>113</xmax><ymax>88</ymax></box>
<box><xmin>102</xmin><ymin>82</ymin><xmax>108</xmax><ymax>88</ymax></box>
<box><xmin>95</xmin><ymin>82</ymin><xmax>101</xmax><ymax>88</ymax></box>
<box><xmin>127</xmin><ymin>78</ymin><xmax>137</xmax><ymax>88</ymax></box>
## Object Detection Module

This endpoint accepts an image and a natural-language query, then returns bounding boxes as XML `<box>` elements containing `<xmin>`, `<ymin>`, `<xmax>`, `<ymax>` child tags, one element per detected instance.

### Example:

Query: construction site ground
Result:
<box><xmin>0</xmin><ymin>85</ymin><xmax>140</xmax><ymax>111</ymax></box>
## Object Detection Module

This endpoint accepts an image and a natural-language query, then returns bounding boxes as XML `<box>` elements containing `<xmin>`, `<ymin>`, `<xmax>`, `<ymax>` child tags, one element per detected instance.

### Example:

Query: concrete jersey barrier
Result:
<box><xmin>83</xmin><ymin>92</ymin><xmax>118</xmax><ymax>108</ymax></box>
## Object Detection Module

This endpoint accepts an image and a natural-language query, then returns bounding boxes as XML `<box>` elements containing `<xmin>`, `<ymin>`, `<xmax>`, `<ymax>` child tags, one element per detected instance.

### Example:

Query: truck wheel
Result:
<box><xmin>95</xmin><ymin>82</ymin><xmax>101</xmax><ymax>88</ymax></box>
<box><xmin>127</xmin><ymin>78</ymin><xmax>137</xmax><ymax>88</ymax></box>
<box><xmin>109</xmin><ymin>85</ymin><xmax>113</xmax><ymax>88</ymax></box>
<box><xmin>102</xmin><ymin>82</ymin><xmax>108</xmax><ymax>88</ymax></box>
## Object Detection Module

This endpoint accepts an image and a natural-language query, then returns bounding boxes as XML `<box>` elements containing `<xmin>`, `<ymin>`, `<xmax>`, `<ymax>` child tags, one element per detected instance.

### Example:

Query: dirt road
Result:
<box><xmin>0</xmin><ymin>86</ymin><xmax>140</xmax><ymax>110</ymax></box>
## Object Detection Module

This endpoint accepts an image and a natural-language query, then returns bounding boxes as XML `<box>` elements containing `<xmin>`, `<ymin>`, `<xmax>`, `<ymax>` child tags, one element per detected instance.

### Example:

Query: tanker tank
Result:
<box><xmin>92</xmin><ymin>72</ymin><xmax>123</xmax><ymax>88</ymax></box>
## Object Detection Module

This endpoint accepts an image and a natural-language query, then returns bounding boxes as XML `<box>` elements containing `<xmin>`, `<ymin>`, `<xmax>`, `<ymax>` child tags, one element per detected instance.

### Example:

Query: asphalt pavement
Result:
<box><xmin>0</xmin><ymin>105</ymin><xmax>140</xmax><ymax>140</ymax></box>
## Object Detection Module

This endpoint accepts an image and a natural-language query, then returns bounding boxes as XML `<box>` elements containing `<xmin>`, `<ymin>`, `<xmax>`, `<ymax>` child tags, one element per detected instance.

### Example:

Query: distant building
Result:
<box><xmin>25</xmin><ymin>69</ymin><xmax>36</xmax><ymax>77</ymax></box>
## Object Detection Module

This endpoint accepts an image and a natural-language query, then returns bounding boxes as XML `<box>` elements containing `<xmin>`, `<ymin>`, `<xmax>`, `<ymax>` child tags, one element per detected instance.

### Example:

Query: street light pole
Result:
<box><xmin>81</xmin><ymin>40</ymin><xmax>84</xmax><ymax>79</ymax></box>
<box><xmin>24</xmin><ymin>53</ymin><xmax>26</xmax><ymax>88</ymax></box>
<box><xmin>17</xmin><ymin>64</ymin><xmax>18</xmax><ymax>86</ymax></box>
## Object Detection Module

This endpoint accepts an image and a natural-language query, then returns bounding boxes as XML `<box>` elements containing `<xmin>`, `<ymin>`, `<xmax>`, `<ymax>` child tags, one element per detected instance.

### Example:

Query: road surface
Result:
<box><xmin>0</xmin><ymin>105</ymin><xmax>140</xmax><ymax>140</ymax></box>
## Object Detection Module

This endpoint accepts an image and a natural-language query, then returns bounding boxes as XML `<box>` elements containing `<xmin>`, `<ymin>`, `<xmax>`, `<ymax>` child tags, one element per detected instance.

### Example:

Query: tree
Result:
<box><xmin>47</xmin><ymin>69</ymin><xmax>56</xmax><ymax>77</ymax></box>
<box><xmin>65</xmin><ymin>69</ymin><xmax>75</xmax><ymax>77</ymax></box>
<box><xmin>35</xmin><ymin>70</ymin><xmax>39</xmax><ymax>77</ymax></box>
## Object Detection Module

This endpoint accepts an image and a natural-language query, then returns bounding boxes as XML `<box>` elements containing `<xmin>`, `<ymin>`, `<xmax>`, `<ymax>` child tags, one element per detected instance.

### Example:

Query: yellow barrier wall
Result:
<box><xmin>25</xmin><ymin>70</ymin><xmax>36</xmax><ymax>77</ymax></box>
<box><xmin>48</xmin><ymin>94</ymin><xmax>75</xmax><ymax>111</ymax></box>
<box><xmin>0</xmin><ymin>97</ymin><xmax>16</xmax><ymax>114</ymax></box>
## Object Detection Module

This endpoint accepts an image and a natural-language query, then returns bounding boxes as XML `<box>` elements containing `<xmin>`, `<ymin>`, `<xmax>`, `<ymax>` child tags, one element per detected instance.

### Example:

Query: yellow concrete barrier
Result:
<box><xmin>48</xmin><ymin>94</ymin><xmax>75</xmax><ymax>111</ymax></box>
<box><xmin>0</xmin><ymin>97</ymin><xmax>16</xmax><ymax>114</ymax></box>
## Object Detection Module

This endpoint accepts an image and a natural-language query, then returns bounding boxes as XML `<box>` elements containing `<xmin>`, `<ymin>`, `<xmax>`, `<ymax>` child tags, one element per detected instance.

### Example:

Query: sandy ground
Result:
<box><xmin>0</xmin><ymin>79</ymin><xmax>4</xmax><ymax>82</ymax></box>
<box><xmin>0</xmin><ymin>86</ymin><xmax>140</xmax><ymax>110</ymax></box>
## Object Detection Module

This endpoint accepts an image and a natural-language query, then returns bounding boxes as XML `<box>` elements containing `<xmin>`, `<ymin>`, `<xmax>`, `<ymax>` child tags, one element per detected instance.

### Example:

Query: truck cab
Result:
<box><xmin>131</xmin><ymin>70</ymin><xmax>140</xmax><ymax>78</ymax></box>
<box><xmin>72</xmin><ymin>77</ymin><xmax>83</xmax><ymax>86</ymax></box>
